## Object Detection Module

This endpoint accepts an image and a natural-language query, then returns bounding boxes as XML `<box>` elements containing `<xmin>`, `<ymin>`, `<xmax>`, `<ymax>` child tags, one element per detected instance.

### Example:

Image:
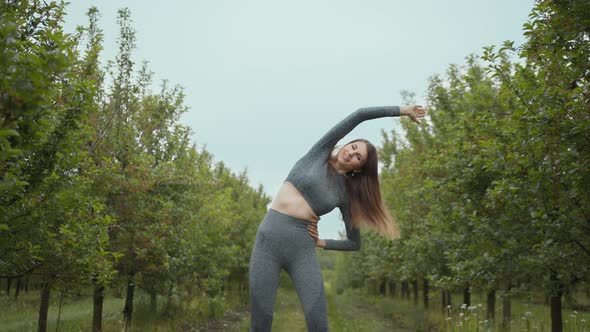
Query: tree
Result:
<box><xmin>1</xmin><ymin>2</ymin><xmax>113</xmax><ymax>331</ymax></box>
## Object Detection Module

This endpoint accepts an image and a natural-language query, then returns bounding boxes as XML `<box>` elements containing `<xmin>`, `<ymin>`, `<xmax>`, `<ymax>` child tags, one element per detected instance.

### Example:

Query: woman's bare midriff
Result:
<box><xmin>269</xmin><ymin>182</ymin><xmax>320</xmax><ymax>223</ymax></box>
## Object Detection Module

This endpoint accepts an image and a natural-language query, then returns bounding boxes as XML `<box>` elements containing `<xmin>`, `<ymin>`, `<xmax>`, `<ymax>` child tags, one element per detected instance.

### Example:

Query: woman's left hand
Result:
<box><xmin>400</xmin><ymin>105</ymin><xmax>427</xmax><ymax>124</ymax></box>
<box><xmin>307</xmin><ymin>223</ymin><xmax>326</xmax><ymax>248</ymax></box>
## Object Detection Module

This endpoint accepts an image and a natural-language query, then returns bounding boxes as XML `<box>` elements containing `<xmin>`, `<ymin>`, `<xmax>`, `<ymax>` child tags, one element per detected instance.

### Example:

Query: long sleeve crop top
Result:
<box><xmin>284</xmin><ymin>106</ymin><xmax>401</xmax><ymax>251</ymax></box>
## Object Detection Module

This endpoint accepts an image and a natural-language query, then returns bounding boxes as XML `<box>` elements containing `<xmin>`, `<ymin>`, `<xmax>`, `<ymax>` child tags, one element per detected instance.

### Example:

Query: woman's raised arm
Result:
<box><xmin>306</xmin><ymin>105</ymin><xmax>426</xmax><ymax>155</ymax></box>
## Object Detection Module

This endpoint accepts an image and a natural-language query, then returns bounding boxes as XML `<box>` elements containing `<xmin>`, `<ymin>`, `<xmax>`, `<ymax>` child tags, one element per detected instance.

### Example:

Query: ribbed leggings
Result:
<box><xmin>249</xmin><ymin>208</ymin><xmax>328</xmax><ymax>332</ymax></box>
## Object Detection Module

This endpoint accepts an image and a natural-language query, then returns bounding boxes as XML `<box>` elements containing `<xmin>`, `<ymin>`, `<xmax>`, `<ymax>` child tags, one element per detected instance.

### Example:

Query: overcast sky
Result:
<box><xmin>63</xmin><ymin>0</ymin><xmax>534</xmax><ymax>239</ymax></box>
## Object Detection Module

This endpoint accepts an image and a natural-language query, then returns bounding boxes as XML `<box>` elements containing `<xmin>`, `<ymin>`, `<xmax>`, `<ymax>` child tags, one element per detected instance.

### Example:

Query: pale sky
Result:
<box><xmin>63</xmin><ymin>0</ymin><xmax>534</xmax><ymax>239</ymax></box>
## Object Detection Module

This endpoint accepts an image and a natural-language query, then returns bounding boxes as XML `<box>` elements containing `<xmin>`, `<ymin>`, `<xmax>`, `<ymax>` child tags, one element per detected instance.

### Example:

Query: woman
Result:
<box><xmin>249</xmin><ymin>105</ymin><xmax>426</xmax><ymax>331</ymax></box>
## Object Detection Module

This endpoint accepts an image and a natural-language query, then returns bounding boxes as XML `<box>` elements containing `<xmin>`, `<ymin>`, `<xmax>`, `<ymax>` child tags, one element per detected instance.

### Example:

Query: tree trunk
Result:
<box><xmin>550</xmin><ymin>286</ymin><xmax>563</xmax><ymax>332</ymax></box>
<box><xmin>25</xmin><ymin>276</ymin><xmax>29</xmax><ymax>293</ymax></box>
<box><xmin>423</xmin><ymin>278</ymin><xmax>429</xmax><ymax>309</ymax></box>
<box><xmin>446</xmin><ymin>289</ymin><xmax>452</xmax><ymax>308</ymax></box>
<box><xmin>401</xmin><ymin>281</ymin><xmax>409</xmax><ymax>300</ymax></box>
<box><xmin>463</xmin><ymin>284</ymin><xmax>471</xmax><ymax>307</ymax></box>
<box><xmin>15</xmin><ymin>278</ymin><xmax>22</xmax><ymax>299</ymax></box>
<box><xmin>412</xmin><ymin>280</ymin><xmax>419</xmax><ymax>305</ymax></box>
<box><xmin>502</xmin><ymin>284</ymin><xmax>511</xmax><ymax>330</ymax></box>
<box><xmin>390</xmin><ymin>281</ymin><xmax>396</xmax><ymax>298</ymax></box>
<box><xmin>123</xmin><ymin>279</ymin><xmax>135</xmax><ymax>331</ymax></box>
<box><xmin>487</xmin><ymin>289</ymin><xmax>496</xmax><ymax>321</ymax></box>
<box><xmin>165</xmin><ymin>285</ymin><xmax>174</xmax><ymax>316</ymax></box>
<box><xmin>150</xmin><ymin>291</ymin><xmax>157</xmax><ymax>313</ymax></box>
<box><xmin>6</xmin><ymin>277</ymin><xmax>11</xmax><ymax>295</ymax></box>
<box><xmin>443</xmin><ymin>289</ymin><xmax>452</xmax><ymax>316</ymax></box>
<box><xmin>37</xmin><ymin>281</ymin><xmax>50</xmax><ymax>332</ymax></box>
<box><xmin>92</xmin><ymin>285</ymin><xmax>104</xmax><ymax>332</ymax></box>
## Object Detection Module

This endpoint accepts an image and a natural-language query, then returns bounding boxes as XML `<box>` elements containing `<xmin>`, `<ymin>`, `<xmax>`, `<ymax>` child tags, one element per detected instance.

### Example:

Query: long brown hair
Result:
<box><xmin>329</xmin><ymin>139</ymin><xmax>400</xmax><ymax>239</ymax></box>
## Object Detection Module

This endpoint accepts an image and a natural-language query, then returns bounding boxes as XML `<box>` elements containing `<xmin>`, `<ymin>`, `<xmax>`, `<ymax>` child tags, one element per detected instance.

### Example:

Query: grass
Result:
<box><xmin>0</xmin><ymin>288</ymin><xmax>247</xmax><ymax>332</ymax></box>
<box><xmin>237</xmin><ymin>270</ymin><xmax>437</xmax><ymax>331</ymax></box>
<box><xmin>428</xmin><ymin>291</ymin><xmax>590</xmax><ymax>332</ymax></box>
<box><xmin>1</xmin><ymin>273</ymin><xmax>589</xmax><ymax>331</ymax></box>
<box><xmin>0</xmin><ymin>291</ymin><xmax>125</xmax><ymax>332</ymax></box>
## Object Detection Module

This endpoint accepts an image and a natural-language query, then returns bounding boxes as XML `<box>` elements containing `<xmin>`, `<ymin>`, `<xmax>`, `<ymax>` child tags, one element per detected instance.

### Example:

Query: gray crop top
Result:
<box><xmin>285</xmin><ymin>106</ymin><xmax>401</xmax><ymax>251</ymax></box>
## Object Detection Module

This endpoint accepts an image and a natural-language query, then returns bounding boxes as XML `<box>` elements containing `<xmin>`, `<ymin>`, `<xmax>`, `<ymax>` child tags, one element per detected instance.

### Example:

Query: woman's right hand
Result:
<box><xmin>400</xmin><ymin>105</ymin><xmax>427</xmax><ymax>124</ymax></box>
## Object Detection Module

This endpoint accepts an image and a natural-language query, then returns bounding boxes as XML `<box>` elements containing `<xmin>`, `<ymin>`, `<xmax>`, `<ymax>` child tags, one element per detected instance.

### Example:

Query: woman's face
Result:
<box><xmin>337</xmin><ymin>141</ymin><xmax>368</xmax><ymax>172</ymax></box>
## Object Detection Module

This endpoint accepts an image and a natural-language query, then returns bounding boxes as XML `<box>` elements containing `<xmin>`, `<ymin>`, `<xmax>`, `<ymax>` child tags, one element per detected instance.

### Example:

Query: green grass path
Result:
<box><xmin>234</xmin><ymin>271</ymin><xmax>432</xmax><ymax>331</ymax></box>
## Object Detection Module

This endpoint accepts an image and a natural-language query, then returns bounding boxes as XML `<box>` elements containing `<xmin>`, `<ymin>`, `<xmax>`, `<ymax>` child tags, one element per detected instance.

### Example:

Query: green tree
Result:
<box><xmin>0</xmin><ymin>2</ymin><xmax>113</xmax><ymax>331</ymax></box>
<box><xmin>335</xmin><ymin>3</ymin><xmax>589</xmax><ymax>332</ymax></box>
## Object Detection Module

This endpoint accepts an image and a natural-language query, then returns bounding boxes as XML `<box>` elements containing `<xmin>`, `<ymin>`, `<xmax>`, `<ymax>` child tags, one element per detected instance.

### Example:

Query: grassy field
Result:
<box><xmin>0</xmin><ymin>287</ymin><xmax>247</xmax><ymax>331</ymax></box>
<box><xmin>0</xmin><ymin>272</ymin><xmax>435</xmax><ymax>332</ymax></box>
<box><xmin>2</xmin><ymin>268</ymin><xmax>590</xmax><ymax>331</ymax></box>
<box><xmin>428</xmin><ymin>290</ymin><xmax>590</xmax><ymax>332</ymax></box>
<box><xmin>231</xmin><ymin>270</ymin><xmax>434</xmax><ymax>332</ymax></box>
<box><xmin>1</xmin><ymin>291</ymin><xmax>124</xmax><ymax>331</ymax></box>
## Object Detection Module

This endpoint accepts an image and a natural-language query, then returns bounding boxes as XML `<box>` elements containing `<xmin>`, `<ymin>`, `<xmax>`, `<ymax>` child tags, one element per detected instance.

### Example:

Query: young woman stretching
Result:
<box><xmin>249</xmin><ymin>105</ymin><xmax>426</xmax><ymax>331</ymax></box>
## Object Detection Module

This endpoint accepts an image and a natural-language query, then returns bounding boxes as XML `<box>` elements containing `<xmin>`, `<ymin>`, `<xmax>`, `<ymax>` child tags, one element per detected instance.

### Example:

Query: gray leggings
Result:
<box><xmin>249</xmin><ymin>208</ymin><xmax>328</xmax><ymax>332</ymax></box>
